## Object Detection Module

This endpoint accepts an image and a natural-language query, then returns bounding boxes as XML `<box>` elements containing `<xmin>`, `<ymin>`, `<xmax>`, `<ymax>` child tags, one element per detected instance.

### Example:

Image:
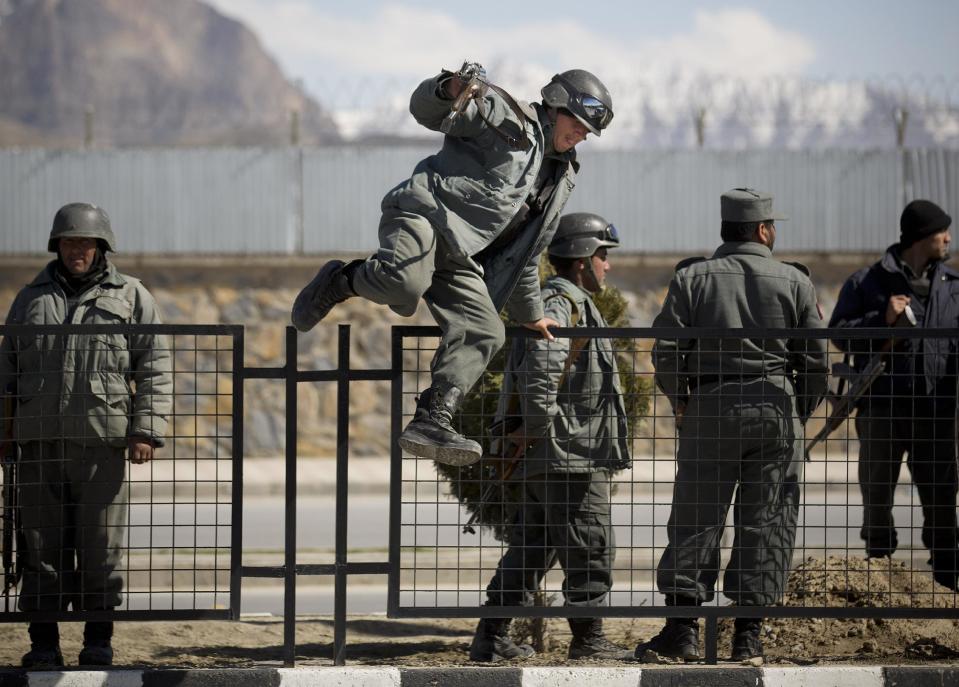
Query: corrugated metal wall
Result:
<box><xmin>0</xmin><ymin>148</ymin><xmax>955</xmax><ymax>255</ymax></box>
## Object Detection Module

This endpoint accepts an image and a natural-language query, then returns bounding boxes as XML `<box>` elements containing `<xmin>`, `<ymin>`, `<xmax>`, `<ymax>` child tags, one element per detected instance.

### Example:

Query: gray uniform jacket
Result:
<box><xmin>0</xmin><ymin>261</ymin><xmax>172</xmax><ymax>448</ymax></box>
<box><xmin>385</xmin><ymin>74</ymin><xmax>579</xmax><ymax>323</ymax></box>
<box><xmin>496</xmin><ymin>276</ymin><xmax>631</xmax><ymax>474</ymax></box>
<box><xmin>652</xmin><ymin>241</ymin><xmax>829</xmax><ymax>422</ymax></box>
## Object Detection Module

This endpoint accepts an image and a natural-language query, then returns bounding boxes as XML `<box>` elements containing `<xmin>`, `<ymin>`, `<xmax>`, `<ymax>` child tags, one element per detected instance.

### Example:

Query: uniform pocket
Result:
<box><xmin>89</xmin><ymin>374</ymin><xmax>131</xmax><ymax>407</ymax></box>
<box><xmin>84</xmin><ymin>374</ymin><xmax>131</xmax><ymax>445</ymax></box>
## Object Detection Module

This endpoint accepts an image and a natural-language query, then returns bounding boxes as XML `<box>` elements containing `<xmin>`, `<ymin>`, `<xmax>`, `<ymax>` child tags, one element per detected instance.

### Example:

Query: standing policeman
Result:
<box><xmin>830</xmin><ymin>199</ymin><xmax>959</xmax><ymax>590</ymax></box>
<box><xmin>0</xmin><ymin>203</ymin><xmax>172</xmax><ymax>667</ymax></box>
<box><xmin>470</xmin><ymin>213</ymin><xmax>631</xmax><ymax>662</ymax></box>
<box><xmin>638</xmin><ymin>189</ymin><xmax>828</xmax><ymax>661</ymax></box>
<box><xmin>291</xmin><ymin>65</ymin><xmax>613</xmax><ymax>467</ymax></box>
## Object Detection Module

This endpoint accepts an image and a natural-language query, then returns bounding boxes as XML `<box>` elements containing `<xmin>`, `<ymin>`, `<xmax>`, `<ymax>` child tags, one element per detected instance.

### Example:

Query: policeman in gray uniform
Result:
<box><xmin>0</xmin><ymin>204</ymin><xmax>172</xmax><ymax>667</ymax></box>
<box><xmin>470</xmin><ymin>213</ymin><xmax>631</xmax><ymax>662</ymax></box>
<box><xmin>637</xmin><ymin>189</ymin><xmax>828</xmax><ymax>662</ymax></box>
<box><xmin>291</xmin><ymin>65</ymin><xmax>613</xmax><ymax>467</ymax></box>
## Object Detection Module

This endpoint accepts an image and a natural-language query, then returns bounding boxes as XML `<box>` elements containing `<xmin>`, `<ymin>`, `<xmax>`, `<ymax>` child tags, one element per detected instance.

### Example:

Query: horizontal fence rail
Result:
<box><xmin>0</xmin><ymin>324</ymin><xmax>242</xmax><ymax>623</ymax></box>
<box><xmin>392</xmin><ymin>325</ymin><xmax>959</xmax><ymax>663</ymax></box>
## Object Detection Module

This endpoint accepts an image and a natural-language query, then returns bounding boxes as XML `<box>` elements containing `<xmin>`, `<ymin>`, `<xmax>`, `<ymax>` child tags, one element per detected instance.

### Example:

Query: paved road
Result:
<box><xmin>117</xmin><ymin>485</ymin><xmax>935</xmax><ymax>615</ymax></box>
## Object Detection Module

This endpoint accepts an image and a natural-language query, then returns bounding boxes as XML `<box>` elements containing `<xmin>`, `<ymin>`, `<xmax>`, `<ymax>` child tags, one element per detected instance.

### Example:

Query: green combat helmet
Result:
<box><xmin>541</xmin><ymin>70</ymin><xmax>614</xmax><ymax>136</ymax></box>
<box><xmin>48</xmin><ymin>202</ymin><xmax>116</xmax><ymax>252</ymax></box>
<box><xmin>548</xmin><ymin>212</ymin><xmax>620</xmax><ymax>259</ymax></box>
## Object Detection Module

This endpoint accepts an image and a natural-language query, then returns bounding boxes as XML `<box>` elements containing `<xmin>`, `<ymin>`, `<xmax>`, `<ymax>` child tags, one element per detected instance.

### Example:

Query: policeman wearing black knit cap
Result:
<box><xmin>831</xmin><ymin>199</ymin><xmax>959</xmax><ymax>590</ymax></box>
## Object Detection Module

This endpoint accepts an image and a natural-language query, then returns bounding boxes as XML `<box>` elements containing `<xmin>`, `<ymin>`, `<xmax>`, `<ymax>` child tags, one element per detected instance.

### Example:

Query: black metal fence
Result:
<box><xmin>0</xmin><ymin>324</ymin><xmax>241</xmax><ymax>623</ymax></box>
<box><xmin>393</xmin><ymin>325</ymin><xmax>959</xmax><ymax>664</ymax></box>
<box><xmin>2</xmin><ymin>323</ymin><xmax>959</xmax><ymax>667</ymax></box>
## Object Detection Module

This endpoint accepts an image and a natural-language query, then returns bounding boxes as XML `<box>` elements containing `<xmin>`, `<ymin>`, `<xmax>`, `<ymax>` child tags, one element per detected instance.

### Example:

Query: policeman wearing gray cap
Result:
<box><xmin>636</xmin><ymin>188</ymin><xmax>828</xmax><ymax>662</ymax></box>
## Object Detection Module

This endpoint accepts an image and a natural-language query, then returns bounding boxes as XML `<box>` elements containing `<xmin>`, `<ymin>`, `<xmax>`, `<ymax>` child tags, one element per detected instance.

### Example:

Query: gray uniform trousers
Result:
<box><xmin>17</xmin><ymin>441</ymin><xmax>127</xmax><ymax>611</ymax></box>
<box><xmin>855</xmin><ymin>400</ymin><xmax>959</xmax><ymax>577</ymax></box>
<box><xmin>351</xmin><ymin>208</ymin><xmax>505</xmax><ymax>394</ymax></box>
<box><xmin>485</xmin><ymin>471</ymin><xmax>614</xmax><ymax>608</ymax></box>
<box><xmin>656</xmin><ymin>379</ymin><xmax>802</xmax><ymax>606</ymax></box>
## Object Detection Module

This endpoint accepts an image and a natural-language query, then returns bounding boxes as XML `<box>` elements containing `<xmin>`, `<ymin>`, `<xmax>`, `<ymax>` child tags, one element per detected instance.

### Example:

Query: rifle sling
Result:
<box><xmin>476</xmin><ymin>82</ymin><xmax>532</xmax><ymax>151</ymax></box>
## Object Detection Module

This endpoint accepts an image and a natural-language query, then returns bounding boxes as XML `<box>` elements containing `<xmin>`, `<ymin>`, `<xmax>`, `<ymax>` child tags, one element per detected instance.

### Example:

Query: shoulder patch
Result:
<box><xmin>674</xmin><ymin>256</ymin><xmax>707</xmax><ymax>272</ymax></box>
<box><xmin>782</xmin><ymin>260</ymin><xmax>811</xmax><ymax>276</ymax></box>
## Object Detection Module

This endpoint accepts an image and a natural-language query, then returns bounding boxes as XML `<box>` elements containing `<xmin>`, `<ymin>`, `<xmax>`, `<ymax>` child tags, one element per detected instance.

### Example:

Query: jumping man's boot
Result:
<box><xmin>568</xmin><ymin>618</ymin><xmax>633</xmax><ymax>660</ymax></box>
<box><xmin>398</xmin><ymin>384</ymin><xmax>482</xmax><ymax>466</ymax></box>
<box><xmin>633</xmin><ymin>618</ymin><xmax>700</xmax><ymax>662</ymax></box>
<box><xmin>79</xmin><ymin>620</ymin><xmax>115</xmax><ymax>666</ymax></box>
<box><xmin>468</xmin><ymin>618</ymin><xmax>535</xmax><ymax>663</ymax></box>
<box><xmin>21</xmin><ymin>622</ymin><xmax>64</xmax><ymax>669</ymax></box>
<box><xmin>291</xmin><ymin>259</ymin><xmax>361</xmax><ymax>332</ymax></box>
<box><xmin>730</xmin><ymin>618</ymin><xmax>763</xmax><ymax>662</ymax></box>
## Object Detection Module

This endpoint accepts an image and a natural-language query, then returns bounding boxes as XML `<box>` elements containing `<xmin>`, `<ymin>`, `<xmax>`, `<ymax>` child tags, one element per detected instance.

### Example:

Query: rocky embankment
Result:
<box><xmin>0</xmin><ymin>254</ymin><xmax>858</xmax><ymax>458</ymax></box>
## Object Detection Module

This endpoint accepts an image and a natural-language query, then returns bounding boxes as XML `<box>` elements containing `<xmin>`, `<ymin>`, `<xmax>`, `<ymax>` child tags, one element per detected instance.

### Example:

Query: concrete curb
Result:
<box><xmin>1</xmin><ymin>666</ymin><xmax>958</xmax><ymax>686</ymax></box>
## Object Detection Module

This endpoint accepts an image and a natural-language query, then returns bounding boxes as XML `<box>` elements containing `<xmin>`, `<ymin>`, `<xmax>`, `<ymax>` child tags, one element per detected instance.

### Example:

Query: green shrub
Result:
<box><xmin>436</xmin><ymin>256</ymin><xmax>654</xmax><ymax>541</ymax></box>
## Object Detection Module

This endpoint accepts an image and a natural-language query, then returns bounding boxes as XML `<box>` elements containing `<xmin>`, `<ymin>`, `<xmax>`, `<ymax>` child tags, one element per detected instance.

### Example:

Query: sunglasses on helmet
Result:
<box><xmin>568</xmin><ymin>224</ymin><xmax>620</xmax><ymax>244</ymax></box>
<box><xmin>554</xmin><ymin>75</ymin><xmax>614</xmax><ymax>130</ymax></box>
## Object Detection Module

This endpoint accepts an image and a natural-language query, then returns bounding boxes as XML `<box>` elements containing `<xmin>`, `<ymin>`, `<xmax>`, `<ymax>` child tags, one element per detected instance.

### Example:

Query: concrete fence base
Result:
<box><xmin>1</xmin><ymin>666</ymin><xmax>957</xmax><ymax>687</ymax></box>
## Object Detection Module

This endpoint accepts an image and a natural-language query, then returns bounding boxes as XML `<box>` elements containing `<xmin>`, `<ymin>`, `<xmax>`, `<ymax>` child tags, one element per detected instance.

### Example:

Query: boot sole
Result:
<box><xmin>569</xmin><ymin>650</ymin><xmax>634</xmax><ymax>660</ymax></box>
<box><xmin>398</xmin><ymin>433</ymin><xmax>481</xmax><ymax>466</ymax></box>
<box><xmin>634</xmin><ymin>647</ymin><xmax>700</xmax><ymax>663</ymax></box>
<box><xmin>291</xmin><ymin>260</ymin><xmax>345</xmax><ymax>332</ymax></box>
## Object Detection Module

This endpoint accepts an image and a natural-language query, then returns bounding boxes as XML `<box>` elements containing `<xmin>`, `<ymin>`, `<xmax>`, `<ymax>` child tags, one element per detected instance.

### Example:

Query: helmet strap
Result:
<box><xmin>582</xmin><ymin>255</ymin><xmax>605</xmax><ymax>294</ymax></box>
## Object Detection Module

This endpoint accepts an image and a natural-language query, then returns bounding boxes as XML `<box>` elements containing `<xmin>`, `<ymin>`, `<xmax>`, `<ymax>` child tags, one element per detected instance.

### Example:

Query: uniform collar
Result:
<box><xmin>550</xmin><ymin>275</ymin><xmax>591</xmax><ymax>301</ymax></box>
<box><xmin>881</xmin><ymin>244</ymin><xmax>959</xmax><ymax>280</ymax></box>
<box><xmin>30</xmin><ymin>259</ymin><xmax>126</xmax><ymax>288</ymax></box>
<box><xmin>712</xmin><ymin>241</ymin><xmax>773</xmax><ymax>260</ymax></box>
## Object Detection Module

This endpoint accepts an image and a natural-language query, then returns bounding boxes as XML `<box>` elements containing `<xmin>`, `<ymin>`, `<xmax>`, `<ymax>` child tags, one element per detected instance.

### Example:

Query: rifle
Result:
<box><xmin>462</xmin><ymin>429</ymin><xmax>524</xmax><ymax>536</ymax></box>
<box><xmin>1</xmin><ymin>392</ymin><xmax>19</xmax><ymax>607</ymax></box>
<box><xmin>804</xmin><ymin>305</ymin><xmax>916</xmax><ymax>459</ymax></box>
<box><xmin>440</xmin><ymin>61</ymin><xmax>488</xmax><ymax>134</ymax></box>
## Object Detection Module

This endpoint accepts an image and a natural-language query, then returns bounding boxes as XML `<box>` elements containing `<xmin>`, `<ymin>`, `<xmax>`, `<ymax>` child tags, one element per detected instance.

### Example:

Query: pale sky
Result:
<box><xmin>206</xmin><ymin>0</ymin><xmax>959</xmax><ymax>97</ymax></box>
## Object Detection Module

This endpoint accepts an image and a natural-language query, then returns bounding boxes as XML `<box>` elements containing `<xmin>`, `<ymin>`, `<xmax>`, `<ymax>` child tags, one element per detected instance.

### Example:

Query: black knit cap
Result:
<box><xmin>900</xmin><ymin>199</ymin><xmax>952</xmax><ymax>247</ymax></box>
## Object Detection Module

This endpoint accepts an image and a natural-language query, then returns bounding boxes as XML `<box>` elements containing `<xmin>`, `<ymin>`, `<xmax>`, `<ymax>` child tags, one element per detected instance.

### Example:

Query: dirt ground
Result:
<box><xmin>1</xmin><ymin>555</ymin><xmax>959</xmax><ymax>668</ymax></box>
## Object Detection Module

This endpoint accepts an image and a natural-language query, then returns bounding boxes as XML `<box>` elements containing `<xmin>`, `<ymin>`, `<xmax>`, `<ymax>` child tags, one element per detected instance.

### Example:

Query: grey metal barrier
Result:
<box><xmin>0</xmin><ymin>324</ymin><xmax>242</xmax><ymax>624</ymax></box>
<box><xmin>5</xmin><ymin>323</ymin><xmax>959</xmax><ymax>667</ymax></box>
<box><xmin>392</xmin><ymin>325</ymin><xmax>959</xmax><ymax>665</ymax></box>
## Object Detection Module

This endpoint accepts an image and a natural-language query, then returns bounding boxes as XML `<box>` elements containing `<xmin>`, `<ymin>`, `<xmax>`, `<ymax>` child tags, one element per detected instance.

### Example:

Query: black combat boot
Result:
<box><xmin>931</xmin><ymin>548</ymin><xmax>959</xmax><ymax>592</ymax></box>
<box><xmin>291</xmin><ymin>259</ymin><xmax>360</xmax><ymax>332</ymax></box>
<box><xmin>21</xmin><ymin>622</ymin><xmax>64</xmax><ymax>669</ymax></box>
<box><xmin>568</xmin><ymin>618</ymin><xmax>632</xmax><ymax>660</ymax></box>
<box><xmin>79</xmin><ymin>620</ymin><xmax>115</xmax><ymax>666</ymax></box>
<box><xmin>398</xmin><ymin>384</ymin><xmax>482</xmax><ymax>466</ymax></box>
<box><xmin>468</xmin><ymin>618</ymin><xmax>535</xmax><ymax>663</ymax></box>
<box><xmin>634</xmin><ymin>618</ymin><xmax>700</xmax><ymax>661</ymax></box>
<box><xmin>730</xmin><ymin>618</ymin><xmax>763</xmax><ymax>661</ymax></box>
<box><xmin>864</xmin><ymin>528</ymin><xmax>897</xmax><ymax>559</ymax></box>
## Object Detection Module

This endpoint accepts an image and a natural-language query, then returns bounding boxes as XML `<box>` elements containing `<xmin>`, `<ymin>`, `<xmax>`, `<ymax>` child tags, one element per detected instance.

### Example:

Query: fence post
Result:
<box><xmin>283</xmin><ymin>326</ymin><xmax>298</xmax><ymax>666</ymax></box>
<box><xmin>231</xmin><ymin>327</ymin><xmax>245</xmax><ymax>619</ymax></box>
<box><xmin>894</xmin><ymin>107</ymin><xmax>909</xmax><ymax>149</ymax></box>
<box><xmin>84</xmin><ymin>105</ymin><xmax>94</xmax><ymax>149</ymax></box>
<box><xmin>704</xmin><ymin>615</ymin><xmax>718</xmax><ymax>664</ymax></box>
<box><xmin>694</xmin><ymin>107</ymin><xmax>707</xmax><ymax>148</ymax></box>
<box><xmin>334</xmin><ymin>324</ymin><xmax>351</xmax><ymax>665</ymax></box>
<box><xmin>290</xmin><ymin>109</ymin><xmax>301</xmax><ymax>147</ymax></box>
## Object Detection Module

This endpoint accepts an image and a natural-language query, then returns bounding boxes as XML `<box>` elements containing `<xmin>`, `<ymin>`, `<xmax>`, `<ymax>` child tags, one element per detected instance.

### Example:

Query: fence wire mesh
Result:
<box><xmin>395</xmin><ymin>327</ymin><xmax>959</xmax><ymax>619</ymax></box>
<box><xmin>0</xmin><ymin>325</ymin><xmax>238</xmax><ymax>619</ymax></box>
